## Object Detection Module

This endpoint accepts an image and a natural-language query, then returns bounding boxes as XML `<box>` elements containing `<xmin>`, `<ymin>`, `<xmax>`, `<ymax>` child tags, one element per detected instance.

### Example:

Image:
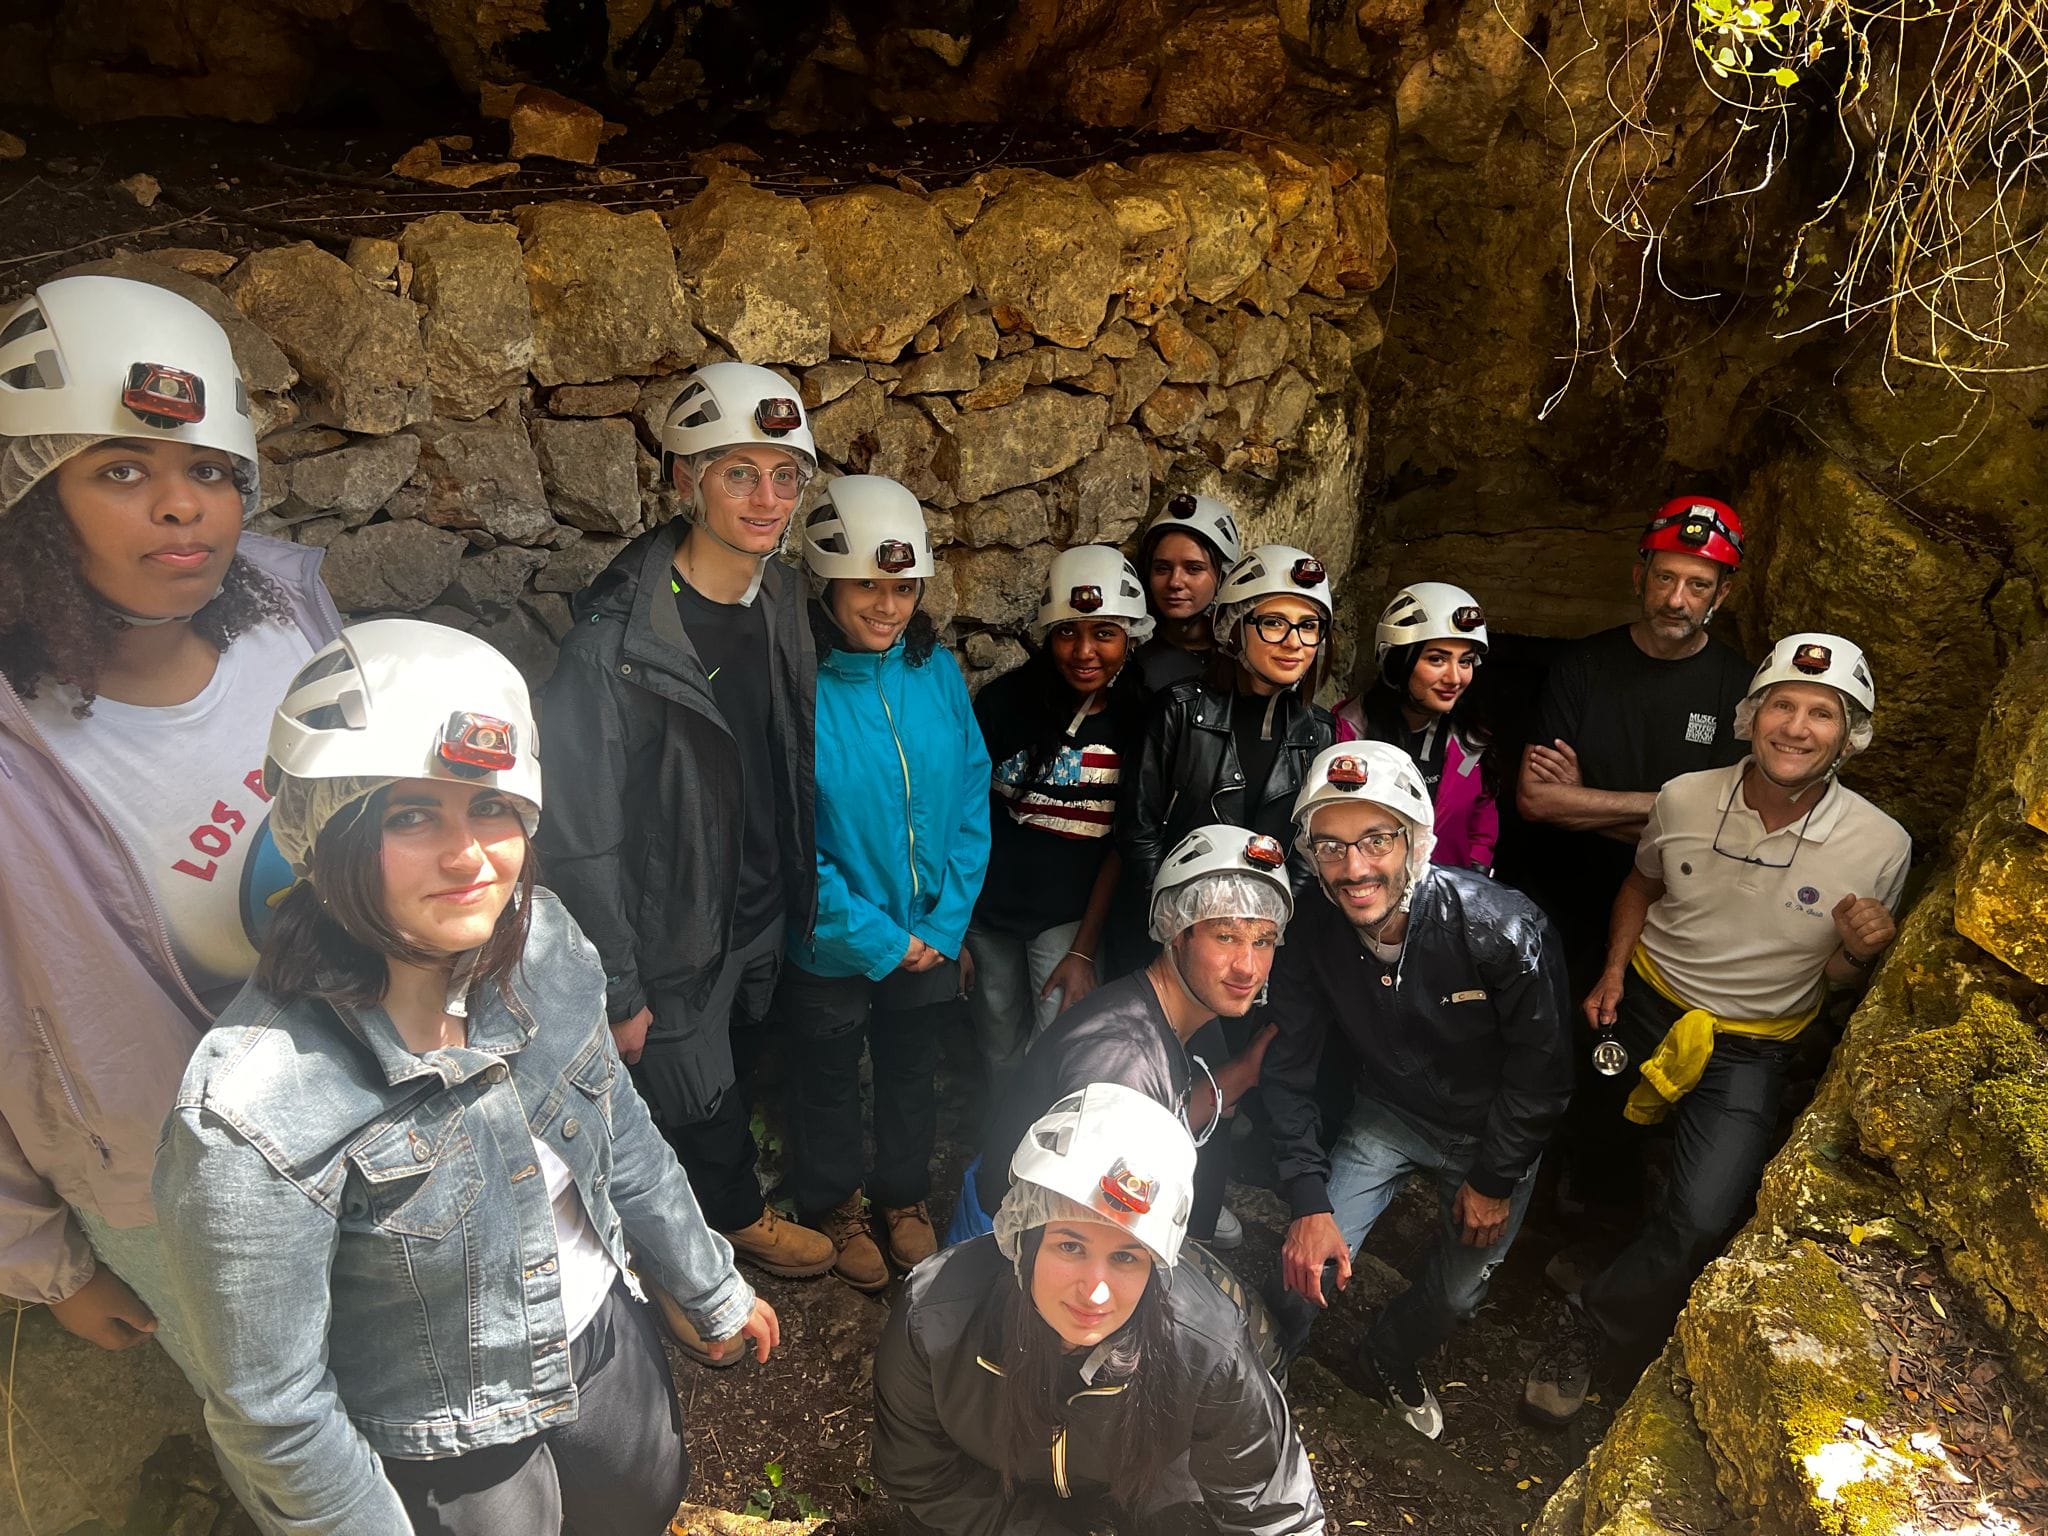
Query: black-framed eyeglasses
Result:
<box><xmin>1709</xmin><ymin>792</ymin><xmax>1815</xmax><ymax>869</ymax></box>
<box><xmin>1247</xmin><ymin>613</ymin><xmax>1325</xmax><ymax>646</ymax></box>
<box><xmin>1308</xmin><ymin>827</ymin><xmax>1404</xmax><ymax>864</ymax></box>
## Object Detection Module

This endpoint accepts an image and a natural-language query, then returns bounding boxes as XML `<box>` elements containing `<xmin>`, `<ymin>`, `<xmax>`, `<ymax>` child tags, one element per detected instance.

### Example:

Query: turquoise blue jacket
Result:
<box><xmin>790</xmin><ymin>636</ymin><xmax>992</xmax><ymax>981</ymax></box>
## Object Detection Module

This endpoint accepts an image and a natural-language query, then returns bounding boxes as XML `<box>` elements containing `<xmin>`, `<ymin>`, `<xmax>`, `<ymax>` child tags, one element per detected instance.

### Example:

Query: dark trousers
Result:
<box><xmin>382</xmin><ymin>1284</ymin><xmax>689</xmax><ymax>1535</ymax></box>
<box><xmin>1581</xmin><ymin>968</ymin><xmax>1799</xmax><ymax>1357</ymax></box>
<box><xmin>778</xmin><ymin>962</ymin><xmax>954</xmax><ymax>1218</ymax></box>
<box><xmin>643</xmin><ymin>920</ymin><xmax>787</xmax><ymax>1233</ymax></box>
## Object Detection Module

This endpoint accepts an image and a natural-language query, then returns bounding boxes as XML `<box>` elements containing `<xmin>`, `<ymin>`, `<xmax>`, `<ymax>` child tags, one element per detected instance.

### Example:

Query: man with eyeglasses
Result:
<box><xmin>1262</xmin><ymin>743</ymin><xmax>1571</xmax><ymax>1439</ymax></box>
<box><xmin>542</xmin><ymin>362</ymin><xmax>838</xmax><ymax>1340</ymax></box>
<box><xmin>1522</xmin><ymin>632</ymin><xmax>1908</xmax><ymax>1425</ymax></box>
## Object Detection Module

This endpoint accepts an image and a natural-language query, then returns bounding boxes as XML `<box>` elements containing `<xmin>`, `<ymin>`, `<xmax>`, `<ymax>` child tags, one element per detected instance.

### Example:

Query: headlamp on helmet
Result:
<box><xmin>437</xmin><ymin>712</ymin><xmax>520</xmax><ymax>777</ymax></box>
<box><xmin>874</xmin><ymin>538</ymin><xmax>918</xmax><ymax>574</ymax></box>
<box><xmin>1325</xmin><ymin>755</ymin><xmax>1368</xmax><ymax>791</ymax></box>
<box><xmin>1290</xmin><ymin>556</ymin><xmax>1326</xmax><ymax>587</ymax></box>
<box><xmin>1242</xmin><ymin>832</ymin><xmax>1286</xmax><ymax>869</ymax></box>
<box><xmin>123</xmin><ymin>363</ymin><xmax>206</xmax><ymax>429</ymax></box>
<box><xmin>1068</xmin><ymin>584</ymin><xmax>1104</xmax><ymax>613</ymax></box>
<box><xmin>754</xmin><ymin>396</ymin><xmax>803</xmax><ymax>437</ymax></box>
<box><xmin>1100</xmin><ymin>1159</ymin><xmax>1157</xmax><ymax>1215</ymax></box>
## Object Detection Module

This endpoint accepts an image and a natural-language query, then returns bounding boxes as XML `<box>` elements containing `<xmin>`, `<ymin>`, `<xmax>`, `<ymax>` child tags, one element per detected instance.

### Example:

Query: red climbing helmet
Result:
<box><xmin>1639</xmin><ymin>496</ymin><xmax>1744</xmax><ymax>571</ymax></box>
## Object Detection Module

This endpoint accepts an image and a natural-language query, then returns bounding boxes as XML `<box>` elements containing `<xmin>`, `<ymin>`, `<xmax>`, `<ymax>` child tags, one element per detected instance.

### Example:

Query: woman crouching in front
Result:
<box><xmin>873</xmin><ymin>1082</ymin><xmax>1323</xmax><ymax>1534</ymax></box>
<box><xmin>153</xmin><ymin>618</ymin><xmax>777</xmax><ymax>1536</ymax></box>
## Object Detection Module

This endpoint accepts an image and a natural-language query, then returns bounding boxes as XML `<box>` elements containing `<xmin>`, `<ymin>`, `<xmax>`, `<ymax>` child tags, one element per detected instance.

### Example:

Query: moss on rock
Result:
<box><xmin>1954</xmin><ymin>796</ymin><xmax>2048</xmax><ymax>985</ymax></box>
<box><xmin>1579</xmin><ymin>1343</ymin><xmax>1728</xmax><ymax>1533</ymax></box>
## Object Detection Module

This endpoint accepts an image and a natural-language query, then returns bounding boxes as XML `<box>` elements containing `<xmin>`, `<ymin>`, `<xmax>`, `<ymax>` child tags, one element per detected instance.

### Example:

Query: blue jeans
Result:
<box><xmin>1279</xmin><ymin>1096</ymin><xmax>1539</xmax><ymax>1370</ymax></box>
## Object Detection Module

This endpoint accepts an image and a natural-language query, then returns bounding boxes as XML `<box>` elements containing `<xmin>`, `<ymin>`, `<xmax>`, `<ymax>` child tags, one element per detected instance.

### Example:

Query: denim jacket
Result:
<box><xmin>153</xmin><ymin>889</ymin><xmax>753</xmax><ymax>1535</ymax></box>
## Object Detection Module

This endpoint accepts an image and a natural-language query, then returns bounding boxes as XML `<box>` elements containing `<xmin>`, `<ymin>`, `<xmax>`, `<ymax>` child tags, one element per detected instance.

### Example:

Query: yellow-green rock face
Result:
<box><xmin>1954</xmin><ymin>798</ymin><xmax>2048</xmax><ymax>985</ymax></box>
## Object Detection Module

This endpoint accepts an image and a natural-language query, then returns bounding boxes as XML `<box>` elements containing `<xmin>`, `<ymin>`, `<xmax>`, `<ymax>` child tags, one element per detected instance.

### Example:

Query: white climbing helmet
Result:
<box><xmin>1735</xmin><ymin>632</ymin><xmax>1877</xmax><ymax>756</ymax></box>
<box><xmin>1032</xmin><ymin>544</ymin><xmax>1155</xmax><ymax>641</ymax></box>
<box><xmin>264</xmin><ymin>619</ymin><xmax>542</xmax><ymax>875</ymax></box>
<box><xmin>1149</xmin><ymin>823</ymin><xmax>1295</xmax><ymax>943</ymax></box>
<box><xmin>1001</xmin><ymin>1083</ymin><xmax>1198</xmax><ymax>1271</ymax></box>
<box><xmin>1292</xmin><ymin>741</ymin><xmax>1438</xmax><ymax>888</ymax></box>
<box><xmin>800</xmin><ymin>474</ymin><xmax>935</xmax><ymax>581</ymax></box>
<box><xmin>1374</xmin><ymin>581</ymin><xmax>1490</xmax><ymax>665</ymax></box>
<box><xmin>1213</xmin><ymin>543</ymin><xmax>1333</xmax><ymax>652</ymax></box>
<box><xmin>0</xmin><ymin>275</ymin><xmax>259</xmax><ymax>512</ymax></box>
<box><xmin>1140</xmin><ymin>490</ymin><xmax>1243</xmax><ymax>570</ymax></box>
<box><xmin>661</xmin><ymin>361</ymin><xmax>817</xmax><ymax>475</ymax></box>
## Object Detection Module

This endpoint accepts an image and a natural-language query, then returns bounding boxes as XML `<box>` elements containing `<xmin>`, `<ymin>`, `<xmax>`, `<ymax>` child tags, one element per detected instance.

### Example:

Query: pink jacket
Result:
<box><xmin>0</xmin><ymin>534</ymin><xmax>339</xmax><ymax>1303</ymax></box>
<box><xmin>1332</xmin><ymin>700</ymin><xmax>1499</xmax><ymax>872</ymax></box>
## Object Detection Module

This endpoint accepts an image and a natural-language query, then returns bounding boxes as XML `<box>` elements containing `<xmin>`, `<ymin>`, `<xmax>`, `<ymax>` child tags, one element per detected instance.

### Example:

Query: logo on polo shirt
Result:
<box><xmin>1797</xmin><ymin>885</ymin><xmax>1820</xmax><ymax>906</ymax></box>
<box><xmin>1786</xmin><ymin>884</ymin><xmax>1826</xmax><ymax>916</ymax></box>
<box><xmin>1685</xmin><ymin>712</ymin><xmax>1717</xmax><ymax>745</ymax></box>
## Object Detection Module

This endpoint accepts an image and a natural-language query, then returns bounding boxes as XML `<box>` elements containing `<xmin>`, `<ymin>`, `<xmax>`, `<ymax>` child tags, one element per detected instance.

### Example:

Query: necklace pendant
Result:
<box><xmin>1380</xmin><ymin>974</ymin><xmax>1393</xmax><ymax>987</ymax></box>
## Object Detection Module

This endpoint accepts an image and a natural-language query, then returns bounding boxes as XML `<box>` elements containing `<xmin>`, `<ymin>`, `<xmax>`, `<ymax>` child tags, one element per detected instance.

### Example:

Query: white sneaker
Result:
<box><xmin>1210</xmin><ymin>1205</ymin><xmax>1244</xmax><ymax>1251</ymax></box>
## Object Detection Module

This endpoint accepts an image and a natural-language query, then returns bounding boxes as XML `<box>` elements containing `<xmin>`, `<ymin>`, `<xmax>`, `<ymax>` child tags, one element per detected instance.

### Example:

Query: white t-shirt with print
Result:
<box><xmin>531</xmin><ymin>1135</ymin><xmax>620</xmax><ymax>1342</ymax></box>
<box><xmin>26</xmin><ymin>621</ymin><xmax>313</xmax><ymax>1006</ymax></box>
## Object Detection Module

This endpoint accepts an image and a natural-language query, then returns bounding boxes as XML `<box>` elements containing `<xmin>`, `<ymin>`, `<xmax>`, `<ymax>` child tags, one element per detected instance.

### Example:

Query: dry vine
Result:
<box><xmin>1539</xmin><ymin>0</ymin><xmax>2048</xmax><ymax>415</ymax></box>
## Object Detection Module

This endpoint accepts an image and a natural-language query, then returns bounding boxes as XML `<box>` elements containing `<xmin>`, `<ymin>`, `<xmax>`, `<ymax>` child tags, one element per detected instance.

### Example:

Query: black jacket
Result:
<box><xmin>872</xmin><ymin>1236</ymin><xmax>1324</xmax><ymax>1536</ymax></box>
<box><xmin>1262</xmin><ymin>866</ymin><xmax>1572</xmax><ymax>1209</ymax></box>
<box><xmin>538</xmin><ymin>525</ymin><xmax>816</xmax><ymax>1109</ymax></box>
<box><xmin>1119</xmin><ymin>679</ymin><xmax>1334</xmax><ymax>901</ymax></box>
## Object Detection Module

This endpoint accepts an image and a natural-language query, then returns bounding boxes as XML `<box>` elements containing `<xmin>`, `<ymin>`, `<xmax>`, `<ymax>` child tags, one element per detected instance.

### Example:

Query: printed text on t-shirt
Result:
<box><xmin>172</xmin><ymin>767</ymin><xmax>274</xmax><ymax>881</ymax></box>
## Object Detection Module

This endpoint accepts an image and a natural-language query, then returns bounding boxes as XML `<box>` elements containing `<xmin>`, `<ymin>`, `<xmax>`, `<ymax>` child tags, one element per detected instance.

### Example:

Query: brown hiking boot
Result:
<box><xmin>721</xmin><ymin>1204</ymin><xmax>835</xmax><ymax>1278</ymax></box>
<box><xmin>647</xmin><ymin>1282</ymin><xmax>743</xmax><ymax>1369</ymax></box>
<box><xmin>821</xmin><ymin>1192</ymin><xmax>890</xmax><ymax>1293</ymax></box>
<box><xmin>879</xmin><ymin>1201</ymin><xmax>938</xmax><ymax>1270</ymax></box>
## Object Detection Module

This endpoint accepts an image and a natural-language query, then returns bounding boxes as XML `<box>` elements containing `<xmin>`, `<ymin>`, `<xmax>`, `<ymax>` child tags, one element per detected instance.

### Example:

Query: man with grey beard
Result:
<box><xmin>1261</xmin><ymin>743</ymin><xmax>1572</xmax><ymax>1441</ymax></box>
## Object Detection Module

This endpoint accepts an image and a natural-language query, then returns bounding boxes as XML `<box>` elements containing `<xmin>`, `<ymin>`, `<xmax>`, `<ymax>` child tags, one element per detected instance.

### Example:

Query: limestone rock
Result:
<box><xmin>65</xmin><ymin>251</ymin><xmax>294</xmax><ymax>399</ymax></box>
<box><xmin>1221</xmin><ymin>312</ymin><xmax>1292</xmax><ymax>385</ymax></box>
<box><xmin>533</xmin><ymin>417</ymin><xmax>641</xmax><ymax>536</ymax></box>
<box><xmin>1394</xmin><ymin>0</ymin><xmax>1539</xmax><ymax>161</ymax></box>
<box><xmin>1154</xmin><ymin>315</ymin><xmax>1220</xmax><ymax>385</ymax></box>
<box><xmin>898</xmin><ymin>339</ymin><xmax>983</xmax><ymax>396</ymax></box>
<box><xmin>934</xmin><ymin>388</ymin><xmax>1109</xmax><ymax>502</ymax></box>
<box><xmin>345</xmin><ymin>239</ymin><xmax>399</xmax><ymax>283</ymax></box>
<box><xmin>1677</xmin><ymin>1238</ymin><xmax>1894</xmax><ymax>1534</ymax></box>
<box><xmin>808</xmin><ymin>186</ymin><xmax>973</xmax><ymax>362</ymax></box>
<box><xmin>811</xmin><ymin>377</ymin><xmax>887</xmax><ymax>466</ymax></box>
<box><xmin>1112</xmin><ymin>347</ymin><xmax>1171</xmax><ymax>426</ymax></box>
<box><xmin>670</xmin><ymin>1502</ymin><xmax>827</xmax><ymax>1534</ymax></box>
<box><xmin>1153</xmin><ymin>5</ymin><xmax>1289</xmax><ymax>133</ymax></box>
<box><xmin>1954</xmin><ymin>800</ymin><xmax>2048</xmax><ymax>984</ymax></box>
<box><xmin>537</xmin><ymin>532</ymin><xmax>631</xmax><ymax>593</ymax></box>
<box><xmin>667</xmin><ymin>182</ymin><xmax>831</xmax><ymax>367</ymax></box>
<box><xmin>508</xmin><ymin>86</ymin><xmax>607</xmax><ymax>165</ymax></box>
<box><xmin>963</xmin><ymin>630</ymin><xmax>1029</xmax><ymax>681</ymax></box>
<box><xmin>1313</xmin><ymin>173</ymin><xmax>1395</xmax><ymax>293</ymax></box>
<box><xmin>927</xmin><ymin>183</ymin><xmax>985</xmax><ymax>232</ymax></box>
<box><xmin>454</xmin><ymin>544</ymin><xmax>548</xmax><ymax>612</ymax></box>
<box><xmin>518</xmin><ymin>202</ymin><xmax>700</xmax><ymax>385</ymax></box>
<box><xmin>1140</xmin><ymin>382</ymin><xmax>1209</xmax><ymax>439</ymax></box>
<box><xmin>801</xmin><ymin>360</ymin><xmax>868</xmax><ymax>408</ymax></box>
<box><xmin>1025</xmin><ymin>347</ymin><xmax>1095</xmax><ymax>386</ymax></box>
<box><xmin>1077</xmin><ymin>164</ymin><xmax>1191</xmax><ymax>318</ymax></box>
<box><xmin>1742</xmin><ymin>452</ymin><xmax>2002</xmax><ymax>842</ymax></box>
<box><xmin>392</xmin><ymin>140</ymin><xmax>519</xmax><ymax>189</ymax></box>
<box><xmin>134</xmin><ymin>248</ymin><xmax>237</xmax><ymax>279</ymax></box>
<box><xmin>277</xmin><ymin>434</ymin><xmax>421</xmax><ymax>526</ymax></box>
<box><xmin>548</xmin><ymin>381</ymin><xmax>640</xmax><ymax>417</ymax></box>
<box><xmin>948</xmin><ymin>544</ymin><xmax>1055</xmax><ymax>629</ymax></box>
<box><xmin>394</xmin><ymin>411</ymin><xmax>554</xmax><ymax>547</ymax></box>
<box><xmin>959</xmin><ymin>354</ymin><xmax>1031</xmax><ymax>412</ymax></box>
<box><xmin>226</xmin><ymin>243</ymin><xmax>427</xmax><ymax>435</ymax></box>
<box><xmin>1058</xmin><ymin>426</ymin><xmax>1151</xmax><ymax>546</ymax></box>
<box><xmin>1129</xmin><ymin>153</ymin><xmax>1272</xmax><ymax>304</ymax></box>
<box><xmin>1250</xmin><ymin>366</ymin><xmax>1314</xmax><ymax>445</ymax></box>
<box><xmin>869</xmin><ymin>402</ymin><xmax>943</xmax><ymax>501</ymax></box>
<box><xmin>956</xmin><ymin>489</ymin><xmax>1051</xmax><ymax>549</ymax></box>
<box><xmin>400</xmin><ymin>214</ymin><xmax>535</xmax><ymax>421</ymax></box>
<box><xmin>472</xmin><ymin>604</ymin><xmax>560</xmax><ymax>687</ymax></box>
<box><xmin>959</xmin><ymin>175</ymin><xmax>1122</xmax><ymax>350</ymax></box>
<box><xmin>321</xmin><ymin>519</ymin><xmax>466</xmax><ymax>613</ymax></box>
<box><xmin>1093</xmin><ymin>319</ymin><xmax>1141</xmax><ymax>360</ymax></box>
<box><xmin>1567</xmin><ymin>1342</ymin><xmax>1729</xmax><ymax>1533</ymax></box>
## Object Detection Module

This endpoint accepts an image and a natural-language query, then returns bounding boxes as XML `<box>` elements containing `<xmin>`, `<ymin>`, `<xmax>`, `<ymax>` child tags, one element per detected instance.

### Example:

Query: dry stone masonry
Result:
<box><xmin>80</xmin><ymin>147</ymin><xmax>1387</xmax><ymax>693</ymax></box>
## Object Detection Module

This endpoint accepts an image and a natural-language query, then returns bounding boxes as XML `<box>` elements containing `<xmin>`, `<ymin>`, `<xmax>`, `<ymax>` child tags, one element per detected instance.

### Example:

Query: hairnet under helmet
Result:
<box><xmin>1147</xmin><ymin>824</ymin><xmax>1295</xmax><ymax>944</ymax></box>
<box><xmin>1733</xmin><ymin>632</ymin><xmax>1877</xmax><ymax>759</ymax></box>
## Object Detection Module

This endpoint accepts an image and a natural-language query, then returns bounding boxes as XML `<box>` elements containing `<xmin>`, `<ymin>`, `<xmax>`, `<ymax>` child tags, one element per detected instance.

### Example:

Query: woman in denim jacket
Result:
<box><xmin>154</xmin><ymin>619</ymin><xmax>777</xmax><ymax>1536</ymax></box>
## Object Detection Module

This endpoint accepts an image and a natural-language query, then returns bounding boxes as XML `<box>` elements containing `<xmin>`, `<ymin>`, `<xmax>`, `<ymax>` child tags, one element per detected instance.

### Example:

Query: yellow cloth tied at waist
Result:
<box><xmin>1622</xmin><ymin>944</ymin><xmax>1820</xmax><ymax>1125</ymax></box>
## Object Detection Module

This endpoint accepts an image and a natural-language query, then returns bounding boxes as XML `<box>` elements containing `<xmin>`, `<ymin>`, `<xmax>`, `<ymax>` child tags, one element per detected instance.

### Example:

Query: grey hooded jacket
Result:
<box><xmin>0</xmin><ymin>532</ymin><xmax>339</xmax><ymax>1303</ymax></box>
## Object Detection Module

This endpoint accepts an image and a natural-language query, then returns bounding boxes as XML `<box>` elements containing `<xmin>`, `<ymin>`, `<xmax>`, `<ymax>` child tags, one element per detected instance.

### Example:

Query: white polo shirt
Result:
<box><xmin>1635</xmin><ymin>761</ymin><xmax>1910</xmax><ymax>1018</ymax></box>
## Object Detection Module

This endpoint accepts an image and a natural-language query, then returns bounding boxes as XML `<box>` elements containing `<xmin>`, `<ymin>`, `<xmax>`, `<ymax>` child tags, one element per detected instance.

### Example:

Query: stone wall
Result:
<box><xmin>1532</xmin><ymin>643</ymin><xmax>2048</xmax><ymax>1536</ymax></box>
<box><xmin>75</xmin><ymin>145</ymin><xmax>1387</xmax><ymax>693</ymax></box>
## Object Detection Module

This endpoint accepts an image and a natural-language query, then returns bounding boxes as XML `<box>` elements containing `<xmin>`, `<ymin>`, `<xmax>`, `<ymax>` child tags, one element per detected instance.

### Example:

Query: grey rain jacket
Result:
<box><xmin>1262</xmin><ymin>865</ymin><xmax>1573</xmax><ymax>1210</ymax></box>
<box><xmin>539</xmin><ymin>522</ymin><xmax>817</xmax><ymax>1122</ymax></box>
<box><xmin>873</xmin><ymin>1235</ymin><xmax>1324</xmax><ymax>1536</ymax></box>
<box><xmin>0</xmin><ymin>533</ymin><xmax>339</xmax><ymax>1304</ymax></box>
<box><xmin>153</xmin><ymin>889</ymin><xmax>754</xmax><ymax>1534</ymax></box>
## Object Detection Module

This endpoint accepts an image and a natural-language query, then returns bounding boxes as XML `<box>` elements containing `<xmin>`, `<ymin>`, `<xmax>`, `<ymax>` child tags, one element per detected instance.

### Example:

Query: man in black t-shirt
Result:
<box><xmin>543</xmin><ymin>362</ymin><xmax>837</xmax><ymax>1321</ymax></box>
<box><xmin>1513</xmin><ymin>496</ymin><xmax>1750</xmax><ymax>1204</ymax></box>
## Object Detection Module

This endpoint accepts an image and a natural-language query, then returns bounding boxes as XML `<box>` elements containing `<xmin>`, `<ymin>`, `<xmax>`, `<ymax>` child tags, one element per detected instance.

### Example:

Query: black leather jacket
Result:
<box><xmin>1118</xmin><ymin>679</ymin><xmax>1334</xmax><ymax>900</ymax></box>
<box><xmin>872</xmin><ymin>1236</ymin><xmax>1325</xmax><ymax>1536</ymax></box>
<box><xmin>1262</xmin><ymin>866</ymin><xmax>1572</xmax><ymax>1210</ymax></box>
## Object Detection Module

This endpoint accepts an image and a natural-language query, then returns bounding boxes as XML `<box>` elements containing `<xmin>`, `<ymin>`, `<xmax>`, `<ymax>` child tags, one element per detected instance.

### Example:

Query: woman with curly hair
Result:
<box><xmin>774</xmin><ymin>476</ymin><xmax>990</xmax><ymax>1293</ymax></box>
<box><xmin>0</xmin><ymin>275</ymin><xmax>339</xmax><ymax>1378</ymax></box>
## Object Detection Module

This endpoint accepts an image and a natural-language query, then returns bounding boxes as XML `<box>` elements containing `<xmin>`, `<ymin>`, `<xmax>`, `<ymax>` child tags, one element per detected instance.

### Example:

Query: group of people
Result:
<box><xmin>0</xmin><ymin>270</ymin><xmax>1912</xmax><ymax>1535</ymax></box>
